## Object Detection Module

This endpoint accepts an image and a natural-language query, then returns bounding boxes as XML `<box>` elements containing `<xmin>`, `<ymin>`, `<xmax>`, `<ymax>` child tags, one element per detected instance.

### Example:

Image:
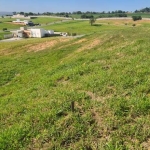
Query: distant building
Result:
<box><xmin>12</xmin><ymin>14</ymin><xmax>25</xmax><ymax>18</ymax></box>
<box><xmin>12</xmin><ymin>14</ymin><xmax>36</xmax><ymax>19</ymax></box>
<box><xmin>12</xmin><ymin>19</ymin><xmax>34</xmax><ymax>26</ymax></box>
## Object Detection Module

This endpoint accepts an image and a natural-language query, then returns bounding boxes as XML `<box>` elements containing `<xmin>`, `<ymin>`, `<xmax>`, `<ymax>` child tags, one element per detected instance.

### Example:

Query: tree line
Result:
<box><xmin>135</xmin><ymin>7</ymin><xmax>150</xmax><ymax>13</ymax></box>
<box><xmin>13</xmin><ymin>10</ymin><xmax>128</xmax><ymax>18</ymax></box>
<box><xmin>13</xmin><ymin>7</ymin><xmax>150</xmax><ymax>18</ymax></box>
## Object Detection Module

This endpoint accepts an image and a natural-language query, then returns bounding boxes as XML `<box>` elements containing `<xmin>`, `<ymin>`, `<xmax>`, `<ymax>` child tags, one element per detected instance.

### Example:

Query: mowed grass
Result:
<box><xmin>0</xmin><ymin>20</ymin><xmax>150</xmax><ymax>150</ymax></box>
<box><xmin>30</xmin><ymin>17</ymin><xmax>66</xmax><ymax>24</ymax></box>
<box><xmin>0</xmin><ymin>22</ymin><xmax>22</xmax><ymax>30</ymax></box>
<box><xmin>44</xmin><ymin>20</ymin><xmax>125</xmax><ymax>34</ymax></box>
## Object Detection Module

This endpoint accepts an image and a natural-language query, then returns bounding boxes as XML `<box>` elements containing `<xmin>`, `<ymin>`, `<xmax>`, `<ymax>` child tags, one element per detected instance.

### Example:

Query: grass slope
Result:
<box><xmin>0</xmin><ymin>20</ymin><xmax>150</xmax><ymax>150</ymax></box>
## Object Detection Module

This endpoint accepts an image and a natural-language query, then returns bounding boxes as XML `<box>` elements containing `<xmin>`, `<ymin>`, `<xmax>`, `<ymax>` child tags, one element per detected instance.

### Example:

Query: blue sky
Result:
<box><xmin>0</xmin><ymin>0</ymin><xmax>150</xmax><ymax>13</ymax></box>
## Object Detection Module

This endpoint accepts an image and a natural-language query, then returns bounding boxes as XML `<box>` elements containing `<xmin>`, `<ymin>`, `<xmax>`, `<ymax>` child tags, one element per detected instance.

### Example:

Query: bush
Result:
<box><xmin>3</xmin><ymin>28</ymin><xmax>7</xmax><ymax>31</ymax></box>
<box><xmin>132</xmin><ymin>16</ymin><xmax>142</xmax><ymax>21</ymax></box>
<box><xmin>72</xmin><ymin>33</ymin><xmax>77</xmax><ymax>36</ymax></box>
<box><xmin>132</xmin><ymin>24</ymin><xmax>136</xmax><ymax>27</ymax></box>
<box><xmin>81</xmin><ymin>14</ymin><xmax>94</xmax><ymax>19</ymax></box>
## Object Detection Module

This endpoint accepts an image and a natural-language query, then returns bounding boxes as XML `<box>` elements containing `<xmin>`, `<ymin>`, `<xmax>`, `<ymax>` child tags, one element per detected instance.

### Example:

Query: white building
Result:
<box><xmin>29</xmin><ymin>29</ymin><xmax>47</xmax><ymax>38</ymax></box>
<box><xmin>12</xmin><ymin>19</ymin><xmax>33</xmax><ymax>25</ymax></box>
<box><xmin>11</xmin><ymin>27</ymin><xmax>54</xmax><ymax>38</ymax></box>
<box><xmin>12</xmin><ymin>14</ymin><xmax>31</xmax><ymax>19</ymax></box>
<box><xmin>12</xmin><ymin>14</ymin><xmax>25</xmax><ymax>18</ymax></box>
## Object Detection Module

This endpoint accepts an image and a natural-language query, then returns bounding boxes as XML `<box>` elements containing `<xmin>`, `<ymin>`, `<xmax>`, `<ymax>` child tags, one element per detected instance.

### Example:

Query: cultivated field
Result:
<box><xmin>0</xmin><ymin>19</ymin><xmax>150</xmax><ymax>150</ymax></box>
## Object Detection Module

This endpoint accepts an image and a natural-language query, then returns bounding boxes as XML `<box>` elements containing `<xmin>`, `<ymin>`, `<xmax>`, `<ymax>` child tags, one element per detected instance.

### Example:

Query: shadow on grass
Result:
<box><xmin>93</xmin><ymin>24</ymin><xmax>102</xmax><ymax>27</ymax></box>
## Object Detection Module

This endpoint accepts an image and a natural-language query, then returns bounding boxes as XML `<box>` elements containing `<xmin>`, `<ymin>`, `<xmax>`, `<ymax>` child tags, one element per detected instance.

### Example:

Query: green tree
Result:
<box><xmin>13</xmin><ymin>12</ymin><xmax>16</xmax><ymax>15</ymax></box>
<box><xmin>20</xmin><ymin>12</ymin><xmax>24</xmax><ymax>15</ymax></box>
<box><xmin>132</xmin><ymin>16</ymin><xmax>142</xmax><ymax>21</ymax></box>
<box><xmin>89</xmin><ymin>17</ymin><xmax>96</xmax><ymax>26</ymax></box>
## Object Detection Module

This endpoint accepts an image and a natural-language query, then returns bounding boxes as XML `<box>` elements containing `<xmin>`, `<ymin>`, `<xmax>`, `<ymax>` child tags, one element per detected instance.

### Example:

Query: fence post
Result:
<box><xmin>71</xmin><ymin>101</ymin><xmax>75</xmax><ymax>112</ymax></box>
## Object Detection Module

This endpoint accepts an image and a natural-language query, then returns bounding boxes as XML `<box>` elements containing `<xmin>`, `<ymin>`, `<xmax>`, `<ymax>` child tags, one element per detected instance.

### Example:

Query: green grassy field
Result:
<box><xmin>0</xmin><ymin>19</ymin><xmax>150</xmax><ymax>150</ymax></box>
<box><xmin>30</xmin><ymin>17</ymin><xmax>66</xmax><ymax>24</ymax></box>
<box><xmin>0</xmin><ymin>22</ymin><xmax>22</xmax><ymax>31</ymax></box>
<box><xmin>44</xmin><ymin>20</ymin><xmax>125</xmax><ymax>34</ymax></box>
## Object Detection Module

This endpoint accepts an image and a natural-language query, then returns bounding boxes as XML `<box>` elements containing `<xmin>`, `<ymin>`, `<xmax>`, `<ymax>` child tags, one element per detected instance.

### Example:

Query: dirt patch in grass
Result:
<box><xmin>58</xmin><ymin>38</ymin><xmax>87</xmax><ymax>50</ymax></box>
<box><xmin>142</xmin><ymin>138</ymin><xmax>150</xmax><ymax>150</ymax></box>
<box><xmin>75</xmin><ymin>38</ymin><xmax>87</xmax><ymax>44</ymax></box>
<box><xmin>0</xmin><ymin>48</ymin><xmax>16</xmax><ymax>56</ymax></box>
<box><xmin>27</xmin><ymin>38</ymin><xmax>71</xmax><ymax>52</ymax></box>
<box><xmin>86</xmin><ymin>91</ymin><xmax>109</xmax><ymax>103</ymax></box>
<box><xmin>77</xmin><ymin>39</ymin><xmax>101</xmax><ymax>52</ymax></box>
<box><xmin>91</xmin><ymin>109</ymin><xmax>113</xmax><ymax>142</ymax></box>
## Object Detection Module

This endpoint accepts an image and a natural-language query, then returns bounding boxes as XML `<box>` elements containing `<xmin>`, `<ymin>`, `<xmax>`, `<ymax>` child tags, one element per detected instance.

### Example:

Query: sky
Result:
<box><xmin>0</xmin><ymin>0</ymin><xmax>150</xmax><ymax>13</ymax></box>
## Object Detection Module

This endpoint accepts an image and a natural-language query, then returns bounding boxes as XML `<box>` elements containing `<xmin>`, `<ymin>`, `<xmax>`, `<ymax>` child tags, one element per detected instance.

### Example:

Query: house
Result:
<box><xmin>12</xmin><ymin>19</ymin><xmax>34</xmax><ymax>26</ymax></box>
<box><xmin>11</xmin><ymin>27</ymin><xmax>54</xmax><ymax>38</ymax></box>
<box><xmin>12</xmin><ymin>14</ymin><xmax>25</xmax><ymax>18</ymax></box>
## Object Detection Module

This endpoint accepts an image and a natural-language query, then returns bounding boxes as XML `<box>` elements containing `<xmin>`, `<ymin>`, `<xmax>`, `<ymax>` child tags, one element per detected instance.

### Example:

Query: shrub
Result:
<box><xmin>132</xmin><ymin>24</ymin><xmax>136</xmax><ymax>27</ymax></box>
<box><xmin>3</xmin><ymin>28</ymin><xmax>7</xmax><ymax>31</ymax></box>
<box><xmin>132</xmin><ymin>16</ymin><xmax>142</xmax><ymax>21</ymax></box>
<box><xmin>72</xmin><ymin>33</ymin><xmax>77</xmax><ymax>36</ymax></box>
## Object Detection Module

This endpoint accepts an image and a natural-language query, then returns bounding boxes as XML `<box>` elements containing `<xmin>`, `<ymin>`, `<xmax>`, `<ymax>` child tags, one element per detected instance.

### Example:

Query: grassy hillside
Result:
<box><xmin>0</xmin><ymin>20</ymin><xmax>150</xmax><ymax>150</ymax></box>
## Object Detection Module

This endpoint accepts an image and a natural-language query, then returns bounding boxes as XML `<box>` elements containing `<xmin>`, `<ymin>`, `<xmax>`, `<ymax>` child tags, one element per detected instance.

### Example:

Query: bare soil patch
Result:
<box><xmin>142</xmin><ymin>138</ymin><xmax>150</xmax><ymax>150</ymax></box>
<box><xmin>77</xmin><ymin>39</ymin><xmax>101</xmax><ymax>53</ymax></box>
<box><xmin>58</xmin><ymin>38</ymin><xmax>87</xmax><ymax>50</ymax></box>
<box><xmin>27</xmin><ymin>38</ymin><xmax>71</xmax><ymax>52</ymax></box>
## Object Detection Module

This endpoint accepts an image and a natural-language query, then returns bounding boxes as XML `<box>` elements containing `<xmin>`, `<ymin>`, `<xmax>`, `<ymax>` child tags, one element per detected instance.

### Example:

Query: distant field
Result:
<box><xmin>0</xmin><ymin>19</ymin><xmax>150</xmax><ymax>150</ymax></box>
<box><xmin>30</xmin><ymin>17</ymin><xmax>66</xmax><ymax>24</ymax></box>
<box><xmin>43</xmin><ymin>20</ymin><xmax>123</xmax><ymax>34</ymax></box>
<box><xmin>0</xmin><ymin>17</ymin><xmax>15</xmax><ymax>22</ymax></box>
<box><xmin>0</xmin><ymin>22</ymin><xmax>22</xmax><ymax>30</ymax></box>
<box><xmin>43</xmin><ymin>19</ymin><xmax>150</xmax><ymax>34</ymax></box>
